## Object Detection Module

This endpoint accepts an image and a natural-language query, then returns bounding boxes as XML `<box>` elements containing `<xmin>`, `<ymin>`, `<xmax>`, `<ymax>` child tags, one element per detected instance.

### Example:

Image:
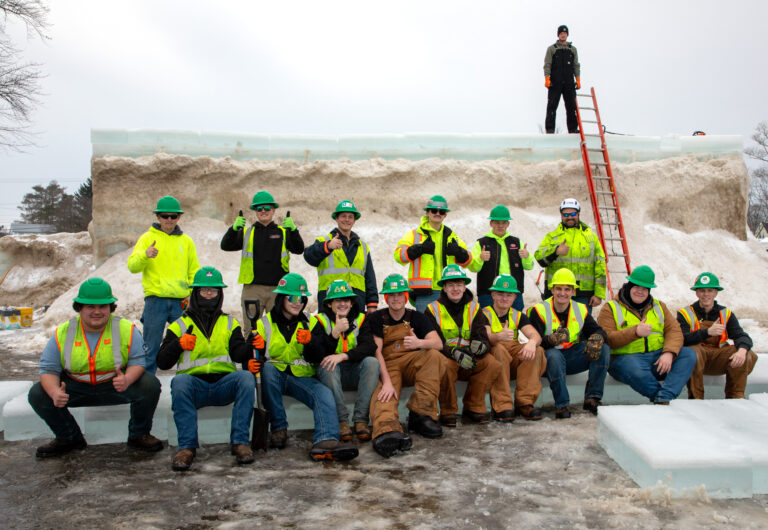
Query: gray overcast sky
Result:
<box><xmin>2</xmin><ymin>0</ymin><xmax>767</xmax><ymax>226</ymax></box>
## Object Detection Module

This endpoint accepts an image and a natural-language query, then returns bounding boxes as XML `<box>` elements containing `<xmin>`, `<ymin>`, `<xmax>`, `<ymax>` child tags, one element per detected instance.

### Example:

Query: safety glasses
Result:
<box><xmin>159</xmin><ymin>213</ymin><xmax>179</xmax><ymax>219</ymax></box>
<box><xmin>255</xmin><ymin>206</ymin><xmax>272</xmax><ymax>212</ymax></box>
<box><xmin>287</xmin><ymin>295</ymin><xmax>304</xmax><ymax>304</ymax></box>
<box><xmin>427</xmin><ymin>209</ymin><xmax>447</xmax><ymax>216</ymax></box>
<box><xmin>561</xmin><ymin>212</ymin><xmax>578</xmax><ymax>218</ymax></box>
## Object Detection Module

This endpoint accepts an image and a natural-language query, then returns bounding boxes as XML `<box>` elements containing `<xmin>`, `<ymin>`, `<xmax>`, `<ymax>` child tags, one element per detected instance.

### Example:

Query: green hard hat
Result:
<box><xmin>489</xmin><ymin>205</ymin><xmax>511</xmax><ymax>221</ymax></box>
<box><xmin>380</xmin><ymin>273</ymin><xmax>410</xmax><ymax>294</ymax></box>
<box><xmin>325</xmin><ymin>279</ymin><xmax>356</xmax><ymax>302</ymax></box>
<box><xmin>153</xmin><ymin>195</ymin><xmax>184</xmax><ymax>214</ymax></box>
<box><xmin>273</xmin><ymin>272</ymin><xmax>311</xmax><ymax>296</ymax></box>
<box><xmin>73</xmin><ymin>277</ymin><xmax>118</xmax><ymax>305</ymax></box>
<box><xmin>332</xmin><ymin>200</ymin><xmax>361</xmax><ymax>220</ymax></box>
<box><xmin>691</xmin><ymin>272</ymin><xmax>723</xmax><ymax>291</ymax></box>
<box><xmin>626</xmin><ymin>265</ymin><xmax>657</xmax><ymax>289</ymax></box>
<box><xmin>191</xmin><ymin>266</ymin><xmax>227</xmax><ymax>288</ymax></box>
<box><xmin>437</xmin><ymin>264</ymin><xmax>471</xmax><ymax>287</ymax></box>
<box><xmin>423</xmin><ymin>195</ymin><xmax>451</xmax><ymax>212</ymax></box>
<box><xmin>489</xmin><ymin>274</ymin><xmax>520</xmax><ymax>293</ymax></box>
<box><xmin>250</xmin><ymin>190</ymin><xmax>279</xmax><ymax>209</ymax></box>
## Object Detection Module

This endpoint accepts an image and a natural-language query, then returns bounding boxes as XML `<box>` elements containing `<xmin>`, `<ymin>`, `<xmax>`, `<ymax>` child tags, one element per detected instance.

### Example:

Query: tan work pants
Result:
<box><xmin>438</xmin><ymin>353</ymin><xmax>501</xmax><ymax>415</ymax></box>
<box><xmin>687</xmin><ymin>344</ymin><xmax>758</xmax><ymax>399</ymax></box>
<box><xmin>489</xmin><ymin>342</ymin><xmax>547</xmax><ymax>412</ymax></box>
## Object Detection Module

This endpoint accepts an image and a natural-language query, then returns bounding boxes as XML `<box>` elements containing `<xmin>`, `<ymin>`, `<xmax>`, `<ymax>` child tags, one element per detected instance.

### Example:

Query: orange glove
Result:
<box><xmin>296</xmin><ymin>329</ymin><xmax>312</xmax><ymax>344</ymax></box>
<box><xmin>179</xmin><ymin>333</ymin><xmax>196</xmax><ymax>351</ymax></box>
<box><xmin>576</xmin><ymin>77</ymin><xmax>581</xmax><ymax>90</ymax></box>
<box><xmin>251</xmin><ymin>334</ymin><xmax>265</xmax><ymax>349</ymax></box>
<box><xmin>180</xmin><ymin>298</ymin><xmax>189</xmax><ymax>310</ymax></box>
<box><xmin>545</xmin><ymin>76</ymin><xmax>551</xmax><ymax>88</ymax></box>
<box><xmin>248</xmin><ymin>359</ymin><xmax>262</xmax><ymax>374</ymax></box>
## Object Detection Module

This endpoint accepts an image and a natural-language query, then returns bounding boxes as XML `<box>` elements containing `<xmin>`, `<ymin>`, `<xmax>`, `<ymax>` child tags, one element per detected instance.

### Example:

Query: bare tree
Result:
<box><xmin>745</xmin><ymin>122</ymin><xmax>768</xmax><ymax>235</ymax></box>
<box><xmin>0</xmin><ymin>0</ymin><xmax>49</xmax><ymax>149</ymax></box>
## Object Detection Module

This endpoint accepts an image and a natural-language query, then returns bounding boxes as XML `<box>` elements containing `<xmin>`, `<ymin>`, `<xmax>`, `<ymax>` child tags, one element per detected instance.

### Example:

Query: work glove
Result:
<box><xmin>584</xmin><ymin>333</ymin><xmax>604</xmax><ymax>361</ymax></box>
<box><xmin>233</xmin><ymin>210</ymin><xmax>246</xmax><ymax>231</ymax></box>
<box><xmin>420</xmin><ymin>235</ymin><xmax>435</xmax><ymax>255</ymax></box>
<box><xmin>451</xmin><ymin>346</ymin><xmax>477</xmax><ymax>370</ymax></box>
<box><xmin>179</xmin><ymin>324</ymin><xmax>196</xmax><ymax>351</ymax></box>
<box><xmin>576</xmin><ymin>77</ymin><xmax>581</xmax><ymax>90</ymax></box>
<box><xmin>282</xmin><ymin>211</ymin><xmax>296</xmax><ymax>231</ymax></box>
<box><xmin>545</xmin><ymin>76</ymin><xmax>551</xmax><ymax>88</ymax></box>
<box><xmin>546</xmin><ymin>326</ymin><xmax>570</xmax><ymax>347</ymax></box>
<box><xmin>296</xmin><ymin>328</ymin><xmax>312</xmax><ymax>344</ymax></box>
<box><xmin>446</xmin><ymin>240</ymin><xmax>469</xmax><ymax>262</ymax></box>
<box><xmin>248</xmin><ymin>333</ymin><xmax>265</xmax><ymax>350</ymax></box>
<box><xmin>406</xmin><ymin>243</ymin><xmax>424</xmax><ymax>261</ymax></box>
<box><xmin>467</xmin><ymin>339</ymin><xmax>489</xmax><ymax>359</ymax></box>
<box><xmin>248</xmin><ymin>358</ymin><xmax>262</xmax><ymax>374</ymax></box>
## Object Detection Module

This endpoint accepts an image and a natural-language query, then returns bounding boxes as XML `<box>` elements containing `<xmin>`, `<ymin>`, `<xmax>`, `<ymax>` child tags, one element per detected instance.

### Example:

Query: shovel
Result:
<box><xmin>245</xmin><ymin>298</ymin><xmax>269</xmax><ymax>451</ymax></box>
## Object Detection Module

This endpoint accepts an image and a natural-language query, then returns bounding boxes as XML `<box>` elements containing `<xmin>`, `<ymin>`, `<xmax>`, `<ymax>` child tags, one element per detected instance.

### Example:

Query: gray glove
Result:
<box><xmin>451</xmin><ymin>347</ymin><xmax>477</xmax><ymax>370</ymax></box>
<box><xmin>467</xmin><ymin>340</ymin><xmax>488</xmax><ymax>358</ymax></box>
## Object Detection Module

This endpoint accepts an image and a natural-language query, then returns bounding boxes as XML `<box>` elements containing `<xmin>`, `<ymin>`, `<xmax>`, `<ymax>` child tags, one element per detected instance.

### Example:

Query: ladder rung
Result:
<box><xmin>584</xmin><ymin>134</ymin><xmax>602</xmax><ymax>138</ymax></box>
<box><xmin>580</xmin><ymin>106</ymin><xmax>596</xmax><ymax>111</ymax></box>
<box><xmin>596</xmin><ymin>191</ymin><xmax>613</xmax><ymax>195</ymax></box>
<box><xmin>592</xmin><ymin>162</ymin><xmax>608</xmax><ymax>166</ymax></box>
<box><xmin>608</xmin><ymin>253</ymin><xmax>628</xmax><ymax>258</ymax></box>
<box><xmin>587</xmin><ymin>148</ymin><xmax>604</xmax><ymax>152</ymax></box>
<box><xmin>602</xmin><ymin>221</ymin><xmax>619</xmax><ymax>226</ymax></box>
<box><xmin>576</xmin><ymin>93</ymin><xmax>592</xmax><ymax>97</ymax></box>
<box><xmin>599</xmin><ymin>206</ymin><xmax>617</xmax><ymax>210</ymax></box>
<box><xmin>581</xmin><ymin>120</ymin><xmax>599</xmax><ymax>124</ymax></box>
<box><xmin>604</xmin><ymin>237</ymin><xmax>624</xmax><ymax>241</ymax></box>
<box><xmin>593</xmin><ymin>176</ymin><xmax>611</xmax><ymax>180</ymax></box>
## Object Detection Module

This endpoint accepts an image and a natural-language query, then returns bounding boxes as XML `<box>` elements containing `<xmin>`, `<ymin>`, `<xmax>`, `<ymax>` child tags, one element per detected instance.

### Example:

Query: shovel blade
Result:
<box><xmin>251</xmin><ymin>408</ymin><xmax>269</xmax><ymax>451</ymax></box>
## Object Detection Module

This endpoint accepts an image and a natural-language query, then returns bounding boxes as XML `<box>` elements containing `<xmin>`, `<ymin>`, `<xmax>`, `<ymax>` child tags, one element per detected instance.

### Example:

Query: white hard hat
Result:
<box><xmin>560</xmin><ymin>198</ymin><xmax>581</xmax><ymax>212</ymax></box>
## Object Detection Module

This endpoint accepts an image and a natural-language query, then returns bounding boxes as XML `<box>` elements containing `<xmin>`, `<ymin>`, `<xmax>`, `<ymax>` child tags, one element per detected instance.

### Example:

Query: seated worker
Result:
<box><xmin>255</xmin><ymin>273</ymin><xmax>358</xmax><ymax>462</ymax></box>
<box><xmin>483</xmin><ymin>274</ymin><xmax>547</xmax><ymax>421</ymax></box>
<box><xmin>158</xmin><ymin>266</ymin><xmax>256</xmax><ymax>471</ymax></box>
<box><xmin>598</xmin><ymin>265</ymin><xmax>696</xmax><ymax>404</ymax></box>
<box><xmin>367</xmin><ymin>274</ymin><xmax>445</xmax><ymax>458</ymax></box>
<box><xmin>303</xmin><ymin>279</ymin><xmax>379</xmax><ymax>442</ymax></box>
<box><xmin>425</xmin><ymin>265</ymin><xmax>501</xmax><ymax>426</ymax></box>
<box><xmin>28</xmin><ymin>278</ymin><xmax>163</xmax><ymax>458</ymax></box>
<box><xmin>528</xmin><ymin>269</ymin><xmax>610</xmax><ymax>418</ymax></box>
<box><xmin>677</xmin><ymin>272</ymin><xmax>758</xmax><ymax>399</ymax></box>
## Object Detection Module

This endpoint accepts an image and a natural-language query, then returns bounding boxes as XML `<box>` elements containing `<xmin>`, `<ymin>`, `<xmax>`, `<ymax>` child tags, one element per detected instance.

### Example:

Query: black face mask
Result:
<box><xmin>189</xmin><ymin>288</ymin><xmax>222</xmax><ymax>315</ymax></box>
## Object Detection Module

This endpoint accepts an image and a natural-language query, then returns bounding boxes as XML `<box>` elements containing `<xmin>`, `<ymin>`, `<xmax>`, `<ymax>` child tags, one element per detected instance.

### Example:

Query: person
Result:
<box><xmin>367</xmin><ymin>274</ymin><xmax>445</xmax><ymax>458</ymax></box>
<box><xmin>543</xmin><ymin>24</ymin><xmax>580</xmax><ymax>134</ymax></box>
<box><xmin>303</xmin><ymin>200</ymin><xmax>378</xmax><ymax>313</ymax></box>
<box><xmin>677</xmin><ymin>272</ymin><xmax>758</xmax><ymax>400</ymax></box>
<box><xmin>157</xmin><ymin>266</ymin><xmax>256</xmax><ymax>471</ymax></box>
<box><xmin>220</xmin><ymin>190</ymin><xmax>304</xmax><ymax>332</ymax></box>
<box><xmin>469</xmin><ymin>205</ymin><xmax>534</xmax><ymax>311</ymax></box>
<box><xmin>254</xmin><ymin>273</ymin><xmax>358</xmax><ymax>461</ymax></box>
<box><xmin>534</xmin><ymin>198</ymin><xmax>606</xmax><ymax>315</ymax></box>
<box><xmin>598</xmin><ymin>265</ymin><xmax>697</xmax><ymax>404</ymax></box>
<box><xmin>127</xmin><ymin>195</ymin><xmax>200</xmax><ymax>373</ymax></box>
<box><xmin>395</xmin><ymin>195</ymin><xmax>473</xmax><ymax>312</ymax></box>
<box><xmin>425</xmin><ymin>265</ymin><xmax>501</xmax><ymax>426</ymax></box>
<box><xmin>528</xmin><ymin>269</ymin><xmax>610</xmax><ymax>418</ymax></box>
<box><xmin>483</xmin><ymin>275</ymin><xmax>547</xmax><ymax>421</ymax></box>
<box><xmin>303</xmin><ymin>279</ymin><xmax>379</xmax><ymax>442</ymax></box>
<box><xmin>28</xmin><ymin>278</ymin><xmax>163</xmax><ymax>458</ymax></box>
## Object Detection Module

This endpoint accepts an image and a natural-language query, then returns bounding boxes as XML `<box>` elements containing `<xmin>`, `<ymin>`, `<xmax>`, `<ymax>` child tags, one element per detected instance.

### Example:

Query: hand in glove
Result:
<box><xmin>584</xmin><ymin>333</ymin><xmax>604</xmax><ymax>361</ymax></box>
<box><xmin>296</xmin><ymin>329</ymin><xmax>312</xmax><ymax>344</ymax></box>
<box><xmin>249</xmin><ymin>333</ymin><xmax>265</xmax><ymax>350</ymax></box>
<box><xmin>451</xmin><ymin>346</ymin><xmax>477</xmax><ymax>370</ymax></box>
<box><xmin>545</xmin><ymin>76</ymin><xmax>551</xmax><ymax>88</ymax></box>
<box><xmin>248</xmin><ymin>358</ymin><xmax>262</xmax><ymax>374</ymax></box>
<box><xmin>546</xmin><ymin>326</ymin><xmax>570</xmax><ymax>347</ymax></box>
<box><xmin>576</xmin><ymin>77</ymin><xmax>581</xmax><ymax>90</ymax></box>
<box><xmin>233</xmin><ymin>210</ymin><xmax>246</xmax><ymax>231</ymax></box>
<box><xmin>446</xmin><ymin>240</ymin><xmax>469</xmax><ymax>262</ymax></box>
<box><xmin>282</xmin><ymin>211</ymin><xmax>296</xmax><ymax>231</ymax></box>
<box><xmin>420</xmin><ymin>235</ymin><xmax>435</xmax><ymax>255</ymax></box>
<box><xmin>467</xmin><ymin>339</ymin><xmax>488</xmax><ymax>359</ymax></box>
<box><xmin>179</xmin><ymin>324</ymin><xmax>196</xmax><ymax>351</ymax></box>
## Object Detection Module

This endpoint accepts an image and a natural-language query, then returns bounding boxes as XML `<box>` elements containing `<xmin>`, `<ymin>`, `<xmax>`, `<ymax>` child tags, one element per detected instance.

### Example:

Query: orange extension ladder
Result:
<box><xmin>574</xmin><ymin>88</ymin><xmax>631</xmax><ymax>299</ymax></box>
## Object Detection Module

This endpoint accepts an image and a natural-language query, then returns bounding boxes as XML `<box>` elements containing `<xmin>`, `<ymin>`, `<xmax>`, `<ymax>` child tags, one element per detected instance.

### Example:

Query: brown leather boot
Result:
<box><xmin>230</xmin><ymin>444</ymin><xmax>255</xmax><ymax>465</ymax></box>
<box><xmin>339</xmin><ymin>423</ymin><xmax>353</xmax><ymax>442</ymax></box>
<box><xmin>35</xmin><ymin>437</ymin><xmax>87</xmax><ymax>458</ymax></box>
<box><xmin>269</xmin><ymin>429</ymin><xmax>288</xmax><ymax>449</ymax></box>
<box><xmin>172</xmin><ymin>448</ymin><xmax>196</xmax><ymax>471</ymax></box>
<box><xmin>127</xmin><ymin>433</ymin><xmax>164</xmax><ymax>452</ymax></box>
<box><xmin>354</xmin><ymin>422</ymin><xmax>372</xmax><ymax>441</ymax></box>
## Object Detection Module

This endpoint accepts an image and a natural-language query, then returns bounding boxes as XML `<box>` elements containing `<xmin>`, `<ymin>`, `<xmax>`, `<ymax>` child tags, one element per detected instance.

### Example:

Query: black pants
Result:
<box><xmin>545</xmin><ymin>83</ymin><xmax>578</xmax><ymax>133</ymax></box>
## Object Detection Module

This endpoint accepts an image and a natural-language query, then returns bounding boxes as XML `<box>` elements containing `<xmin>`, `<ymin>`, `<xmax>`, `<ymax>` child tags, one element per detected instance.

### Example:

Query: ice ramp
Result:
<box><xmin>598</xmin><ymin>395</ymin><xmax>768</xmax><ymax>499</ymax></box>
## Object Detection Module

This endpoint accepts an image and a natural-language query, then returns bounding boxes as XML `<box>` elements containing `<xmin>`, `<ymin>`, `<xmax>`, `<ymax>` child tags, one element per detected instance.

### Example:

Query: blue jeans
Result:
<box><xmin>412</xmin><ymin>290</ymin><xmax>440</xmax><ymax>313</ymax></box>
<box><xmin>545</xmin><ymin>342</ymin><xmax>610</xmax><ymax>408</ymax></box>
<box><xmin>477</xmin><ymin>293</ymin><xmax>525</xmax><ymax>312</ymax></box>
<box><xmin>141</xmin><ymin>296</ymin><xmax>185</xmax><ymax>374</ymax></box>
<box><xmin>170</xmin><ymin>371</ymin><xmax>255</xmax><ymax>449</ymax></box>
<box><xmin>608</xmin><ymin>348</ymin><xmax>696</xmax><ymax>402</ymax></box>
<box><xmin>261</xmin><ymin>362</ymin><xmax>339</xmax><ymax>444</ymax></box>
<box><xmin>28</xmin><ymin>372</ymin><xmax>161</xmax><ymax>440</ymax></box>
<box><xmin>316</xmin><ymin>356</ymin><xmax>380</xmax><ymax>424</ymax></box>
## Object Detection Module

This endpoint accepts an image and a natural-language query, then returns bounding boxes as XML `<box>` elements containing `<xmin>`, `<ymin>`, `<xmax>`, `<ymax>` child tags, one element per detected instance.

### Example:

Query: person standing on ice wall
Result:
<box><xmin>395</xmin><ymin>195</ymin><xmax>473</xmax><ymax>313</ymax></box>
<box><xmin>677</xmin><ymin>272</ymin><xmax>758</xmax><ymax>400</ymax></box>
<box><xmin>543</xmin><ymin>24</ymin><xmax>580</xmax><ymax>134</ymax></box>
<box><xmin>303</xmin><ymin>200</ymin><xmax>378</xmax><ymax>313</ymax></box>
<box><xmin>220</xmin><ymin>190</ymin><xmax>304</xmax><ymax>332</ymax></box>
<box><xmin>598</xmin><ymin>265</ymin><xmax>696</xmax><ymax>405</ymax></box>
<box><xmin>468</xmin><ymin>204</ymin><xmax>534</xmax><ymax>312</ymax></box>
<box><xmin>28</xmin><ymin>278</ymin><xmax>164</xmax><ymax>458</ymax></box>
<box><xmin>127</xmin><ymin>195</ymin><xmax>200</xmax><ymax>373</ymax></box>
<box><xmin>535</xmin><ymin>198</ymin><xmax>606</xmax><ymax>316</ymax></box>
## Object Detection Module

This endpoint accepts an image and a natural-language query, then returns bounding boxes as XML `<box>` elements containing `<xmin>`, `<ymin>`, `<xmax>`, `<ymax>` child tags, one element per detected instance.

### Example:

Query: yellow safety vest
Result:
<box><xmin>312</xmin><ymin>313</ymin><xmax>366</xmax><ymax>354</ymax></box>
<box><xmin>608</xmin><ymin>300</ymin><xmax>665</xmax><ymax>354</ymax></box>
<box><xmin>482</xmin><ymin>306</ymin><xmax>522</xmax><ymax>341</ymax></box>
<box><xmin>168</xmin><ymin>315</ymin><xmax>238</xmax><ymax>375</ymax></box>
<box><xmin>678</xmin><ymin>305</ymin><xmax>731</xmax><ymax>345</ymax></box>
<box><xmin>256</xmin><ymin>313</ymin><xmax>314</xmax><ymax>377</ymax></box>
<box><xmin>427</xmin><ymin>300</ymin><xmax>479</xmax><ymax>348</ymax></box>
<box><xmin>530</xmin><ymin>298</ymin><xmax>587</xmax><ymax>349</ymax></box>
<box><xmin>315</xmin><ymin>233</ymin><xmax>369</xmax><ymax>292</ymax></box>
<box><xmin>55</xmin><ymin>315</ymin><xmax>134</xmax><ymax>385</ymax></box>
<box><xmin>238</xmin><ymin>225</ymin><xmax>289</xmax><ymax>284</ymax></box>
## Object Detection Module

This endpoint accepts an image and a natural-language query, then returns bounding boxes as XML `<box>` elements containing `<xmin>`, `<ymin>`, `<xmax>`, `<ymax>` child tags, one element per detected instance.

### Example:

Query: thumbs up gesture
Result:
<box><xmin>328</xmin><ymin>233</ymin><xmax>343</xmax><ymax>251</ymax></box>
<box><xmin>498</xmin><ymin>320</ymin><xmax>514</xmax><ymax>342</ymax></box>
<box><xmin>53</xmin><ymin>381</ymin><xmax>69</xmax><ymax>408</ymax></box>
<box><xmin>635</xmin><ymin>316</ymin><xmax>652</xmax><ymax>338</ymax></box>
<box><xmin>555</xmin><ymin>240</ymin><xmax>570</xmax><ymax>256</ymax></box>
<box><xmin>402</xmin><ymin>329</ymin><xmax>421</xmax><ymax>350</ymax></box>
<box><xmin>179</xmin><ymin>324</ymin><xmax>197</xmax><ymax>351</ymax></box>
<box><xmin>113</xmin><ymin>365</ymin><xmax>128</xmax><ymax>392</ymax></box>
<box><xmin>480</xmin><ymin>245</ymin><xmax>491</xmax><ymax>261</ymax></box>
<box><xmin>233</xmin><ymin>210</ymin><xmax>246</xmax><ymax>231</ymax></box>
<box><xmin>708</xmin><ymin>322</ymin><xmax>726</xmax><ymax>337</ymax></box>
<box><xmin>146</xmin><ymin>240</ymin><xmax>158</xmax><ymax>258</ymax></box>
<box><xmin>519</xmin><ymin>243</ymin><xmax>530</xmax><ymax>259</ymax></box>
<box><xmin>332</xmin><ymin>312</ymin><xmax>349</xmax><ymax>338</ymax></box>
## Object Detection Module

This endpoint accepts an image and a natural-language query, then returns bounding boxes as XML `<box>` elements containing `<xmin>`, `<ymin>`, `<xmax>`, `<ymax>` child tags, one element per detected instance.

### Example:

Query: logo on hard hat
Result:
<box><xmin>299</xmin><ymin>285</ymin><xmax>306</xmax><ymax>291</ymax></box>
<box><xmin>342</xmin><ymin>201</ymin><xmax>353</xmax><ymax>208</ymax></box>
<box><xmin>279</xmin><ymin>279</ymin><xmax>287</xmax><ymax>286</ymax></box>
<box><xmin>503</xmin><ymin>282</ymin><xmax>509</xmax><ymax>288</ymax></box>
<box><xmin>700</xmin><ymin>275</ymin><xmax>710</xmax><ymax>284</ymax></box>
<box><xmin>390</xmin><ymin>282</ymin><xmax>398</xmax><ymax>289</ymax></box>
<box><xmin>446</xmin><ymin>270</ymin><xmax>460</xmax><ymax>277</ymax></box>
<box><xmin>206</xmin><ymin>271</ymin><xmax>213</xmax><ymax>277</ymax></box>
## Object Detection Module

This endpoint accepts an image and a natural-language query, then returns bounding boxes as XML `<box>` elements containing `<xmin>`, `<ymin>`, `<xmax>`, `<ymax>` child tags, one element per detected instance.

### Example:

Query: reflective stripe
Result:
<box><xmin>177</xmin><ymin>355</ymin><xmax>233</xmax><ymax>371</ymax></box>
<box><xmin>174</xmin><ymin>316</ymin><xmax>234</xmax><ymax>338</ymax></box>
<box><xmin>612</xmin><ymin>300</ymin><xmax>664</xmax><ymax>331</ymax></box>
<box><xmin>242</xmin><ymin>226</ymin><xmax>255</xmax><ymax>258</ymax></box>
<box><xmin>678</xmin><ymin>305</ymin><xmax>729</xmax><ymax>344</ymax></box>
<box><xmin>261</xmin><ymin>315</ymin><xmax>312</xmax><ymax>367</ymax></box>
<box><xmin>62</xmin><ymin>316</ymin><xmax>125</xmax><ymax>383</ymax></box>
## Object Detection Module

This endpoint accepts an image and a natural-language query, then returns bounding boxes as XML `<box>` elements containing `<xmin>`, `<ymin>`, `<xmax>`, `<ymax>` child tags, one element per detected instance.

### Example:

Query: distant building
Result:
<box><xmin>9</xmin><ymin>222</ymin><xmax>57</xmax><ymax>235</ymax></box>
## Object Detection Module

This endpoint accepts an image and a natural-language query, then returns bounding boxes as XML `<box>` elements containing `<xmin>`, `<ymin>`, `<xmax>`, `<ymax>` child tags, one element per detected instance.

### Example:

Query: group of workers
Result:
<box><xmin>27</xmin><ymin>189</ymin><xmax>758</xmax><ymax>468</ymax></box>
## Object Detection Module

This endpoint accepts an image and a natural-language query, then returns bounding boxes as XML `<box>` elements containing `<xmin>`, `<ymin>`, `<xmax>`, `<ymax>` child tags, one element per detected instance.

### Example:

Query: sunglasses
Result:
<box><xmin>255</xmin><ymin>206</ymin><xmax>272</xmax><ymax>212</ymax></box>
<box><xmin>287</xmin><ymin>295</ymin><xmax>304</xmax><ymax>304</ymax></box>
<box><xmin>427</xmin><ymin>209</ymin><xmax>447</xmax><ymax>216</ymax></box>
<box><xmin>561</xmin><ymin>212</ymin><xmax>579</xmax><ymax>218</ymax></box>
<box><xmin>159</xmin><ymin>213</ymin><xmax>179</xmax><ymax>220</ymax></box>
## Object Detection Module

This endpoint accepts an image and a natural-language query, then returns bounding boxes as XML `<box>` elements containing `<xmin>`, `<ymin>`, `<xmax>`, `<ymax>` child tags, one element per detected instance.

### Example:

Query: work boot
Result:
<box><xmin>407</xmin><ymin>412</ymin><xmax>443</xmax><ymax>439</ymax></box>
<box><xmin>339</xmin><ymin>423</ymin><xmax>353</xmax><ymax>442</ymax></box>
<box><xmin>555</xmin><ymin>407</ymin><xmax>571</xmax><ymax>419</ymax></box>
<box><xmin>583</xmin><ymin>398</ymin><xmax>601</xmax><ymax>416</ymax></box>
<box><xmin>654</xmin><ymin>401</ymin><xmax>670</xmax><ymax>406</ymax></box>
<box><xmin>354</xmin><ymin>422</ymin><xmax>372</xmax><ymax>442</ymax></box>
<box><xmin>372</xmin><ymin>431</ymin><xmax>413</xmax><ymax>458</ymax></box>
<box><xmin>35</xmin><ymin>437</ymin><xmax>87</xmax><ymax>458</ymax></box>
<box><xmin>309</xmin><ymin>439</ymin><xmax>359</xmax><ymax>462</ymax></box>
<box><xmin>515</xmin><ymin>404</ymin><xmax>544</xmax><ymax>421</ymax></box>
<box><xmin>269</xmin><ymin>429</ymin><xmax>288</xmax><ymax>449</ymax></box>
<box><xmin>230</xmin><ymin>444</ymin><xmax>255</xmax><ymax>465</ymax></box>
<box><xmin>439</xmin><ymin>414</ymin><xmax>457</xmax><ymax>428</ymax></box>
<box><xmin>461</xmin><ymin>409</ymin><xmax>491</xmax><ymax>424</ymax></box>
<box><xmin>491</xmin><ymin>410</ymin><xmax>515</xmax><ymax>423</ymax></box>
<box><xmin>171</xmin><ymin>448</ymin><xmax>196</xmax><ymax>471</ymax></box>
<box><xmin>127</xmin><ymin>433</ymin><xmax>164</xmax><ymax>452</ymax></box>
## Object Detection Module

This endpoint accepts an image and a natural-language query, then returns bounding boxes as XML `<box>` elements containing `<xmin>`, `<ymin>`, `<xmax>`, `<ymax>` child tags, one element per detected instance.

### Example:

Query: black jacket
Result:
<box><xmin>302</xmin><ymin>303</ymin><xmax>376</xmax><ymax>364</ymax></box>
<box><xmin>677</xmin><ymin>301</ymin><xmax>753</xmax><ymax>351</ymax></box>
<box><xmin>476</xmin><ymin>234</ymin><xmax>525</xmax><ymax>296</ymax></box>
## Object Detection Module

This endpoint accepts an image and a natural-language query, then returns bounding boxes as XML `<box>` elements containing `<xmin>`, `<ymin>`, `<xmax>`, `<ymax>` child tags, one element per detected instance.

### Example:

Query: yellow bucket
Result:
<box><xmin>19</xmin><ymin>307</ymin><xmax>33</xmax><ymax>327</ymax></box>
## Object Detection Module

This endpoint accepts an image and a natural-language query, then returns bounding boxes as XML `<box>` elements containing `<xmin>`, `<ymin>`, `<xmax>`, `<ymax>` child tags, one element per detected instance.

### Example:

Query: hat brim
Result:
<box><xmin>438</xmin><ymin>277</ymin><xmax>471</xmax><ymax>287</ymax></box>
<box><xmin>627</xmin><ymin>276</ymin><xmax>657</xmax><ymax>289</ymax></box>
<box><xmin>73</xmin><ymin>296</ymin><xmax>117</xmax><ymax>305</ymax></box>
<box><xmin>331</xmin><ymin>211</ymin><xmax>361</xmax><ymax>220</ymax></box>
